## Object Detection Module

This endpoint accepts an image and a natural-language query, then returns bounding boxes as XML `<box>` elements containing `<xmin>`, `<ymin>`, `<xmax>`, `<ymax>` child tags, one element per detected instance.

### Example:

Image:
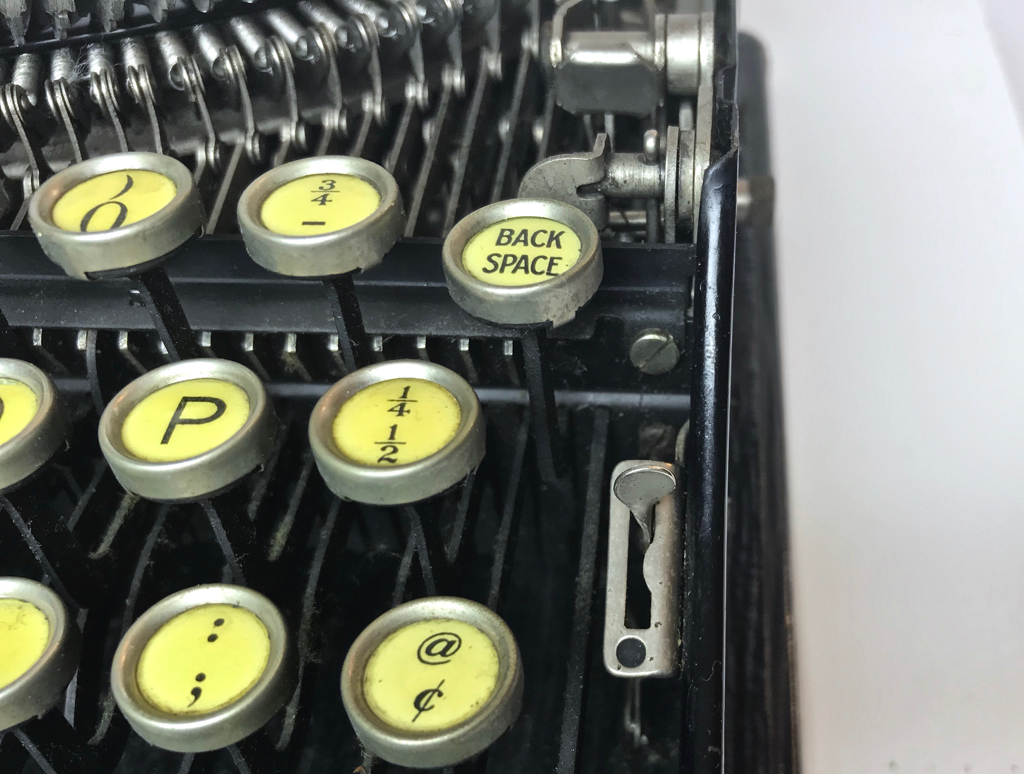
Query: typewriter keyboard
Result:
<box><xmin>0</xmin><ymin>1</ymin><xmax>796</xmax><ymax>773</ymax></box>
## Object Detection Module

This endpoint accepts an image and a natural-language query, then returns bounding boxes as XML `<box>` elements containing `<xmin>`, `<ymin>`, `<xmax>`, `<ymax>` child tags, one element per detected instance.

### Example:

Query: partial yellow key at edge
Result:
<box><xmin>0</xmin><ymin>378</ymin><xmax>40</xmax><ymax>447</ymax></box>
<box><xmin>0</xmin><ymin>598</ymin><xmax>51</xmax><ymax>690</ymax></box>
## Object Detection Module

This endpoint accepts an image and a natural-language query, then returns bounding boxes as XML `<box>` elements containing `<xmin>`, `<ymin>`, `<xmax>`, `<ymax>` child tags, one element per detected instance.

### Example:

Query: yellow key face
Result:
<box><xmin>0</xmin><ymin>378</ymin><xmax>39</xmax><ymax>447</ymax></box>
<box><xmin>136</xmin><ymin>604</ymin><xmax>271</xmax><ymax>716</ymax></box>
<box><xmin>0</xmin><ymin>599</ymin><xmax>51</xmax><ymax>690</ymax></box>
<box><xmin>259</xmin><ymin>174</ymin><xmax>381</xmax><ymax>237</ymax></box>
<box><xmin>51</xmin><ymin>170</ymin><xmax>177</xmax><ymax>233</ymax></box>
<box><xmin>121</xmin><ymin>378</ymin><xmax>250</xmax><ymax>463</ymax></box>
<box><xmin>363</xmin><ymin>618</ymin><xmax>499</xmax><ymax>733</ymax></box>
<box><xmin>332</xmin><ymin>378</ymin><xmax>461</xmax><ymax>467</ymax></box>
<box><xmin>462</xmin><ymin>216</ymin><xmax>582</xmax><ymax>287</ymax></box>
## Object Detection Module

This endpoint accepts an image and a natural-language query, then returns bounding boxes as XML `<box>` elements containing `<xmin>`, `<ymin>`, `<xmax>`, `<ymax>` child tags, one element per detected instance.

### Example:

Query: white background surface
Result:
<box><xmin>737</xmin><ymin>1</ymin><xmax>1024</xmax><ymax>772</ymax></box>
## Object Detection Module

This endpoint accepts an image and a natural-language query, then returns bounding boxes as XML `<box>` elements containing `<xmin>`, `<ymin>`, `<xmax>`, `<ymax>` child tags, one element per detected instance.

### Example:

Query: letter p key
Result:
<box><xmin>161</xmin><ymin>397</ymin><xmax>228</xmax><ymax>445</ymax></box>
<box><xmin>99</xmin><ymin>359</ymin><xmax>279</xmax><ymax>503</ymax></box>
<box><xmin>120</xmin><ymin>378</ymin><xmax>249</xmax><ymax>464</ymax></box>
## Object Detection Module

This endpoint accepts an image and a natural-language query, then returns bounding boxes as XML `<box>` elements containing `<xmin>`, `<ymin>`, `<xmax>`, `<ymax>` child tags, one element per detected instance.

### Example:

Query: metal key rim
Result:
<box><xmin>28</xmin><ymin>152</ymin><xmax>204</xmax><ymax>280</ymax></box>
<box><xmin>442</xmin><ymin>198</ymin><xmax>603</xmax><ymax>328</ymax></box>
<box><xmin>341</xmin><ymin>596</ymin><xmax>524</xmax><ymax>768</ymax></box>
<box><xmin>0</xmin><ymin>577</ymin><xmax>80</xmax><ymax>732</ymax></box>
<box><xmin>97</xmin><ymin>358</ymin><xmax>278</xmax><ymax>502</ymax></box>
<box><xmin>0</xmin><ymin>359</ymin><xmax>69</xmax><ymax>494</ymax></box>
<box><xmin>110</xmin><ymin>584</ymin><xmax>296</xmax><ymax>753</ymax></box>
<box><xmin>237</xmin><ymin>156</ymin><xmax>404</xmax><ymax>278</ymax></box>
<box><xmin>308</xmin><ymin>359</ymin><xmax>485</xmax><ymax>505</ymax></box>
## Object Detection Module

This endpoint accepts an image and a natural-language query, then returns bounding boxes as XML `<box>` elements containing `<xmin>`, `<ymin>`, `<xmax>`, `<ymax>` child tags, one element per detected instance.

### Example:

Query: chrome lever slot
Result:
<box><xmin>604</xmin><ymin>459</ymin><xmax>681</xmax><ymax>678</ymax></box>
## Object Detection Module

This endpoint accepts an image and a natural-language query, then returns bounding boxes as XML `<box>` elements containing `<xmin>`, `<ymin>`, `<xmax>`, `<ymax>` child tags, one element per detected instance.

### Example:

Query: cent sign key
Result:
<box><xmin>341</xmin><ymin>597</ymin><xmax>524</xmax><ymax>768</ymax></box>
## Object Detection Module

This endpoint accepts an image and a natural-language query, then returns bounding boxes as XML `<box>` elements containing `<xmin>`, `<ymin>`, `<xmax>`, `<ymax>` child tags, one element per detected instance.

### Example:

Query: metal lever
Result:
<box><xmin>612</xmin><ymin>462</ymin><xmax>675</xmax><ymax>549</ymax></box>
<box><xmin>519</xmin><ymin>128</ymin><xmax>697</xmax><ymax>242</ymax></box>
<box><xmin>604</xmin><ymin>460</ymin><xmax>681</xmax><ymax>678</ymax></box>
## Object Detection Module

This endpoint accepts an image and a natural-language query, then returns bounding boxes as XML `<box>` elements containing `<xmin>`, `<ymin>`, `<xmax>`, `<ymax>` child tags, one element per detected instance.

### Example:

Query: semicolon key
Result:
<box><xmin>237</xmin><ymin>156</ymin><xmax>405</xmax><ymax>373</ymax></box>
<box><xmin>341</xmin><ymin>596</ymin><xmax>524</xmax><ymax>769</ymax></box>
<box><xmin>28</xmin><ymin>152</ymin><xmax>205</xmax><ymax>361</ymax></box>
<box><xmin>110</xmin><ymin>584</ymin><xmax>296</xmax><ymax>753</ymax></box>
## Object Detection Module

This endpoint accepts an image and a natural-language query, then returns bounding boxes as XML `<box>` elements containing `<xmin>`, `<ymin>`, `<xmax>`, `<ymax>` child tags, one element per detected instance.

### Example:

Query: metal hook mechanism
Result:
<box><xmin>603</xmin><ymin>460</ymin><xmax>681</xmax><ymax>678</ymax></box>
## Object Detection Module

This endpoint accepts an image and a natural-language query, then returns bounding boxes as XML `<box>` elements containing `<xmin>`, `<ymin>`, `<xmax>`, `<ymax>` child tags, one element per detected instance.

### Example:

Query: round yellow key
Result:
<box><xmin>51</xmin><ymin>170</ymin><xmax>177</xmax><ymax>233</ymax></box>
<box><xmin>462</xmin><ymin>216</ymin><xmax>582</xmax><ymax>287</ymax></box>
<box><xmin>332</xmin><ymin>378</ymin><xmax>461</xmax><ymax>467</ymax></box>
<box><xmin>121</xmin><ymin>379</ymin><xmax>250</xmax><ymax>464</ymax></box>
<box><xmin>0</xmin><ymin>599</ymin><xmax>50</xmax><ymax>690</ymax></box>
<box><xmin>0</xmin><ymin>378</ymin><xmax>39</xmax><ymax>447</ymax></box>
<box><xmin>259</xmin><ymin>174</ymin><xmax>381</xmax><ymax>237</ymax></box>
<box><xmin>136</xmin><ymin>604</ymin><xmax>271</xmax><ymax>716</ymax></box>
<box><xmin>363</xmin><ymin>618</ymin><xmax>499</xmax><ymax>733</ymax></box>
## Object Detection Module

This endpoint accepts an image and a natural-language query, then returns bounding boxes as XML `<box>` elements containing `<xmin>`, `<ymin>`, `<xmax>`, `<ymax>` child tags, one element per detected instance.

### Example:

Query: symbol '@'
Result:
<box><xmin>417</xmin><ymin>632</ymin><xmax>463</xmax><ymax>665</ymax></box>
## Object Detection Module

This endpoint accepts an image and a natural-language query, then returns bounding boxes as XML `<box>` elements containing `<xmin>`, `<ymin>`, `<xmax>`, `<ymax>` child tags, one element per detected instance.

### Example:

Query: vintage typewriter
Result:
<box><xmin>0</xmin><ymin>0</ymin><xmax>794</xmax><ymax>772</ymax></box>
